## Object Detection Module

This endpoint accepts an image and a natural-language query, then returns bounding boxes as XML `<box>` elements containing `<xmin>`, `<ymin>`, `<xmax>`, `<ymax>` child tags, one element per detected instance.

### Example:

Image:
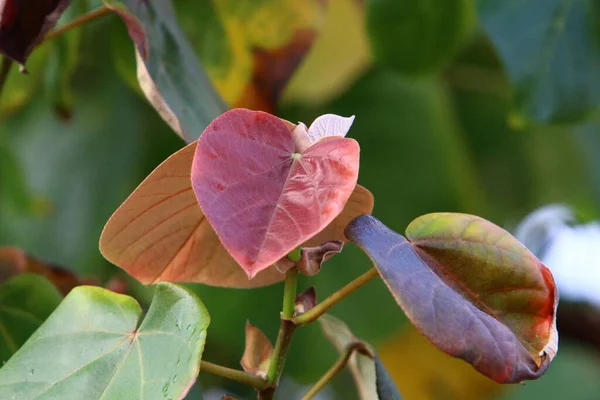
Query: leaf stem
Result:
<box><xmin>260</xmin><ymin>268</ymin><xmax>299</xmax><ymax>399</ymax></box>
<box><xmin>43</xmin><ymin>6</ymin><xmax>113</xmax><ymax>43</ymax></box>
<box><xmin>299</xmin><ymin>342</ymin><xmax>368</xmax><ymax>400</ymax></box>
<box><xmin>282</xmin><ymin>267</ymin><xmax>298</xmax><ymax>319</ymax></box>
<box><xmin>200</xmin><ymin>361</ymin><xmax>269</xmax><ymax>390</ymax></box>
<box><xmin>293</xmin><ymin>268</ymin><xmax>379</xmax><ymax>326</ymax></box>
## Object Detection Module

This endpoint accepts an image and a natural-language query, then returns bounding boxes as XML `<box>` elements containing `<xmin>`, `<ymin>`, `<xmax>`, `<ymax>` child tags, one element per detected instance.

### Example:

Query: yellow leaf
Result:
<box><xmin>376</xmin><ymin>326</ymin><xmax>505</xmax><ymax>400</ymax></box>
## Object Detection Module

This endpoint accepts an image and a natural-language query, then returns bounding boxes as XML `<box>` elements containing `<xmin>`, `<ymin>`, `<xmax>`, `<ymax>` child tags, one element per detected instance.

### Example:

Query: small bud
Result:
<box><xmin>295</xmin><ymin>287</ymin><xmax>317</xmax><ymax>315</ymax></box>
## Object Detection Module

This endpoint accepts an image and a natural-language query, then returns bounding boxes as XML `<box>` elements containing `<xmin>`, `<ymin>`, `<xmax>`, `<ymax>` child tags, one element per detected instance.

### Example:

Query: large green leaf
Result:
<box><xmin>0</xmin><ymin>274</ymin><xmax>62</xmax><ymax>364</ymax></box>
<box><xmin>367</xmin><ymin>0</ymin><xmax>475</xmax><ymax>75</ymax></box>
<box><xmin>0</xmin><ymin>283</ymin><xmax>210</xmax><ymax>400</ymax></box>
<box><xmin>106</xmin><ymin>0</ymin><xmax>227</xmax><ymax>142</ymax></box>
<box><xmin>478</xmin><ymin>0</ymin><xmax>600</xmax><ymax>124</ymax></box>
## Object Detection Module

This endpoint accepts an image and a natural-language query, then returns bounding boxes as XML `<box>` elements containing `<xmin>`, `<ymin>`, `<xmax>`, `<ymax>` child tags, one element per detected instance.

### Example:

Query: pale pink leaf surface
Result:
<box><xmin>192</xmin><ymin>109</ymin><xmax>360</xmax><ymax>278</ymax></box>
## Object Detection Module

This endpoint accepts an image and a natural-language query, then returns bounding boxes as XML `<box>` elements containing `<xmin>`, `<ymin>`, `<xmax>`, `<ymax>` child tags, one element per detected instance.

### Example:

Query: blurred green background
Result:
<box><xmin>1</xmin><ymin>0</ymin><xmax>600</xmax><ymax>399</ymax></box>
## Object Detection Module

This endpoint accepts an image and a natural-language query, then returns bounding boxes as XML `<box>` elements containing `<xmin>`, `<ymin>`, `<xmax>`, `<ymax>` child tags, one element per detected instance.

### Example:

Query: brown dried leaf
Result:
<box><xmin>241</xmin><ymin>321</ymin><xmax>273</xmax><ymax>378</ymax></box>
<box><xmin>297</xmin><ymin>240</ymin><xmax>343</xmax><ymax>276</ymax></box>
<box><xmin>295</xmin><ymin>286</ymin><xmax>317</xmax><ymax>315</ymax></box>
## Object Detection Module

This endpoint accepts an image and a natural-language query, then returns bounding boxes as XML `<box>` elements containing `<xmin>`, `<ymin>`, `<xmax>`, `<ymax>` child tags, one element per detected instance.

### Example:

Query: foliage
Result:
<box><xmin>0</xmin><ymin>283</ymin><xmax>209</xmax><ymax>399</ymax></box>
<box><xmin>1</xmin><ymin>0</ymin><xmax>599</xmax><ymax>399</ymax></box>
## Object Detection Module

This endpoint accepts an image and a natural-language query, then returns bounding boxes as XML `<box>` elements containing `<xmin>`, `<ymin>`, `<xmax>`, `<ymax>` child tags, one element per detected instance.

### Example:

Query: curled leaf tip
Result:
<box><xmin>295</xmin><ymin>287</ymin><xmax>317</xmax><ymax>315</ymax></box>
<box><xmin>297</xmin><ymin>240</ymin><xmax>344</xmax><ymax>276</ymax></box>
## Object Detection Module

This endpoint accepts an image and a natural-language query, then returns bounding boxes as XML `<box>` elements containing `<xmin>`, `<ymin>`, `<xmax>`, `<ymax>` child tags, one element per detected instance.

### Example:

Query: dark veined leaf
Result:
<box><xmin>105</xmin><ymin>0</ymin><xmax>227</xmax><ymax>142</ymax></box>
<box><xmin>346</xmin><ymin>213</ymin><xmax>558</xmax><ymax>383</ymax></box>
<box><xmin>367</xmin><ymin>0</ymin><xmax>475</xmax><ymax>75</ymax></box>
<box><xmin>0</xmin><ymin>283</ymin><xmax>210</xmax><ymax>400</ymax></box>
<box><xmin>0</xmin><ymin>0</ymin><xmax>72</xmax><ymax>64</ymax></box>
<box><xmin>478</xmin><ymin>0</ymin><xmax>600</xmax><ymax>124</ymax></box>
<box><xmin>0</xmin><ymin>274</ymin><xmax>62</xmax><ymax>363</ymax></box>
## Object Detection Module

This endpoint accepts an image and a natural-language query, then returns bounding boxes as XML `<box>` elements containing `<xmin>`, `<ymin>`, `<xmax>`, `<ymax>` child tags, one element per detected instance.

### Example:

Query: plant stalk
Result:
<box><xmin>200</xmin><ymin>361</ymin><xmax>269</xmax><ymax>390</ymax></box>
<box><xmin>43</xmin><ymin>6</ymin><xmax>113</xmax><ymax>43</ymax></box>
<box><xmin>260</xmin><ymin>268</ymin><xmax>299</xmax><ymax>399</ymax></box>
<box><xmin>281</xmin><ymin>267</ymin><xmax>298</xmax><ymax>318</ymax></box>
<box><xmin>293</xmin><ymin>268</ymin><xmax>378</xmax><ymax>326</ymax></box>
<box><xmin>299</xmin><ymin>342</ymin><xmax>367</xmax><ymax>400</ymax></box>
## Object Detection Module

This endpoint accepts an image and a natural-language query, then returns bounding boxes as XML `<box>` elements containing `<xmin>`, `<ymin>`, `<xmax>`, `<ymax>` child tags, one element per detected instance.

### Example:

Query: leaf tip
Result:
<box><xmin>345</xmin><ymin>214</ymin><xmax>382</xmax><ymax>242</ymax></box>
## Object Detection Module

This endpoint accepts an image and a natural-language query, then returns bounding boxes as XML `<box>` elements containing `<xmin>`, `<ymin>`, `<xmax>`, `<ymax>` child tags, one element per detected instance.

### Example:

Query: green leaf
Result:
<box><xmin>0</xmin><ymin>283</ymin><xmax>210</xmax><ymax>400</ymax></box>
<box><xmin>478</xmin><ymin>0</ymin><xmax>600</xmax><ymax>124</ymax></box>
<box><xmin>0</xmin><ymin>274</ymin><xmax>62</xmax><ymax>363</ymax></box>
<box><xmin>319</xmin><ymin>314</ymin><xmax>403</xmax><ymax>400</ymax></box>
<box><xmin>175</xmin><ymin>0</ymin><xmax>328</xmax><ymax>113</ymax></box>
<box><xmin>105</xmin><ymin>0</ymin><xmax>227</xmax><ymax>142</ymax></box>
<box><xmin>346</xmin><ymin>213</ymin><xmax>559</xmax><ymax>383</ymax></box>
<box><xmin>367</xmin><ymin>0</ymin><xmax>475</xmax><ymax>75</ymax></box>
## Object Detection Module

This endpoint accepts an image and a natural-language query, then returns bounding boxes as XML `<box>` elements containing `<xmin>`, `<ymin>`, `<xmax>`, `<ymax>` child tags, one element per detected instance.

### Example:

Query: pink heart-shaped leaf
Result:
<box><xmin>100</xmin><ymin>117</ymin><xmax>372</xmax><ymax>288</ymax></box>
<box><xmin>191</xmin><ymin>109</ymin><xmax>360</xmax><ymax>278</ymax></box>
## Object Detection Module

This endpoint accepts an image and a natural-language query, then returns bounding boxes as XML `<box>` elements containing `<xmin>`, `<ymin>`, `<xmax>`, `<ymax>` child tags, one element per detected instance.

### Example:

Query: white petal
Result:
<box><xmin>307</xmin><ymin>114</ymin><xmax>355</xmax><ymax>143</ymax></box>
<box><xmin>515</xmin><ymin>204</ymin><xmax>600</xmax><ymax>307</ymax></box>
<box><xmin>542</xmin><ymin>222</ymin><xmax>600</xmax><ymax>308</ymax></box>
<box><xmin>514</xmin><ymin>203</ymin><xmax>574</xmax><ymax>255</ymax></box>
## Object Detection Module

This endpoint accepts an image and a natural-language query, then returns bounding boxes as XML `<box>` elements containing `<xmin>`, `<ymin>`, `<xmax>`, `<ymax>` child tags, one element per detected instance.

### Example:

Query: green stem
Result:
<box><xmin>299</xmin><ymin>342</ymin><xmax>367</xmax><ymax>400</ymax></box>
<box><xmin>260</xmin><ymin>268</ymin><xmax>299</xmax><ymax>399</ymax></box>
<box><xmin>43</xmin><ymin>6</ymin><xmax>113</xmax><ymax>43</ymax></box>
<box><xmin>293</xmin><ymin>268</ymin><xmax>378</xmax><ymax>326</ymax></box>
<box><xmin>200</xmin><ymin>361</ymin><xmax>269</xmax><ymax>390</ymax></box>
<box><xmin>282</xmin><ymin>267</ymin><xmax>298</xmax><ymax>319</ymax></box>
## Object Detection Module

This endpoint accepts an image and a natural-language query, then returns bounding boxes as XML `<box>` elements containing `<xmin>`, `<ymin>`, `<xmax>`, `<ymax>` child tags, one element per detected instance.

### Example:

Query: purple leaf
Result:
<box><xmin>346</xmin><ymin>214</ymin><xmax>558</xmax><ymax>383</ymax></box>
